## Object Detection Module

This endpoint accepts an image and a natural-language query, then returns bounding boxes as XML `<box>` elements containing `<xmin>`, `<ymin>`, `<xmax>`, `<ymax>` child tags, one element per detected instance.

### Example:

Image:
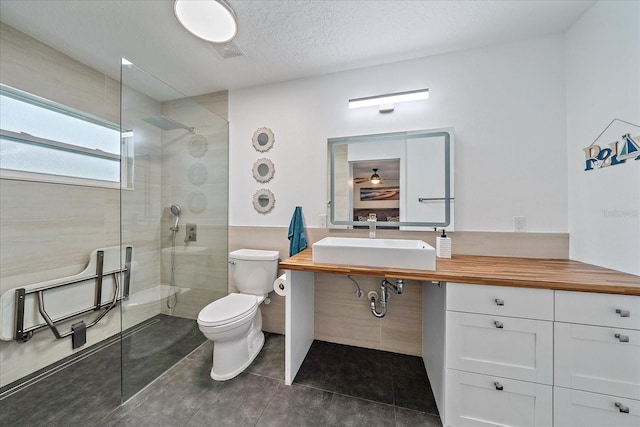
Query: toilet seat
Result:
<box><xmin>198</xmin><ymin>293</ymin><xmax>258</xmax><ymax>327</ymax></box>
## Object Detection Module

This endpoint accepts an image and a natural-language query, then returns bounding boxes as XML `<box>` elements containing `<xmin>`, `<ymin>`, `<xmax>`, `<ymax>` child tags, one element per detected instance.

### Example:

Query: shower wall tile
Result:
<box><xmin>159</xmin><ymin>92</ymin><xmax>229</xmax><ymax>319</ymax></box>
<box><xmin>0</xmin><ymin>180</ymin><xmax>119</xmax><ymax>281</ymax></box>
<box><xmin>0</xmin><ymin>22</ymin><xmax>119</xmax><ymax>123</ymax></box>
<box><xmin>190</xmin><ymin>91</ymin><xmax>229</xmax><ymax>121</ymax></box>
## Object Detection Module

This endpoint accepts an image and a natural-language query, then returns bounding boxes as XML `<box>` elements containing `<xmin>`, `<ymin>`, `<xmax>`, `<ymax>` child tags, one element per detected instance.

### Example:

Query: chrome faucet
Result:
<box><xmin>367</xmin><ymin>218</ymin><xmax>376</xmax><ymax>238</ymax></box>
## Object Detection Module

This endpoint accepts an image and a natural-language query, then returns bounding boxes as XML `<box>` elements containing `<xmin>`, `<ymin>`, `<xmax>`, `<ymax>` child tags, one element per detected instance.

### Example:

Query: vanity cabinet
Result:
<box><xmin>553</xmin><ymin>291</ymin><xmax>640</xmax><ymax>426</ymax></box>
<box><xmin>446</xmin><ymin>312</ymin><xmax>553</xmax><ymax>384</ymax></box>
<box><xmin>444</xmin><ymin>283</ymin><xmax>554</xmax><ymax>427</ymax></box>
<box><xmin>445</xmin><ymin>370</ymin><xmax>552</xmax><ymax>427</ymax></box>
<box><xmin>281</xmin><ymin>250</ymin><xmax>640</xmax><ymax>427</ymax></box>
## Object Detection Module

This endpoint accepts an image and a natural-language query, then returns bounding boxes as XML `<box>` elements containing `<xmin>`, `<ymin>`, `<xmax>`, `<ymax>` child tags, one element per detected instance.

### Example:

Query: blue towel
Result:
<box><xmin>288</xmin><ymin>206</ymin><xmax>307</xmax><ymax>256</ymax></box>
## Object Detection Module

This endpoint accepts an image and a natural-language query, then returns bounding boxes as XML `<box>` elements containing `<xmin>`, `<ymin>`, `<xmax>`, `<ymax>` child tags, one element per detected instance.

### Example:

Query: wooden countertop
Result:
<box><xmin>279</xmin><ymin>249</ymin><xmax>640</xmax><ymax>295</ymax></box>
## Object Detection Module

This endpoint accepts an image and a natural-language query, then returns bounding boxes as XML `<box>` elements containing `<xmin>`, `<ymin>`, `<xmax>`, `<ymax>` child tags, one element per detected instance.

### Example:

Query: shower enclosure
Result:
<box><xmin>0</xmin><ymin>41</ymin><xmax>228</xmax><ymax>423</ymax></box>
<box><xmin>120</xmin><ymin>61</ymin><xmax>229</xmax><ymax>400</ymax></box>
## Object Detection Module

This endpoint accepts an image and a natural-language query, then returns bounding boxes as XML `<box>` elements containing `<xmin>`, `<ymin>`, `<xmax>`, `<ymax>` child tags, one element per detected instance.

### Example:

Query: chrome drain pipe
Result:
<box><xmin>369</xmin><ymin>279</ymin><xmax>404</xmax><ymax>318</ymax></box>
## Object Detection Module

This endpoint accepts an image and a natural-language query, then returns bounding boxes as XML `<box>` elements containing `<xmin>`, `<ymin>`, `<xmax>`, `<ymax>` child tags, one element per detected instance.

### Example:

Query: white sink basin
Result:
<box><xmin>312</xmin><ymin>237</ymin><xmax>436</xmax><ymax>270</ymax></box>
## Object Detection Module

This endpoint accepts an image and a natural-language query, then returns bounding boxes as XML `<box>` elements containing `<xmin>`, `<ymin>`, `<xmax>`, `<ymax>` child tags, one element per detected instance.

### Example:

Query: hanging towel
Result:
<box><xmin>288</xmin><ymin>206</ymin><xmax>307</xmax><ymax>256</ymax></box>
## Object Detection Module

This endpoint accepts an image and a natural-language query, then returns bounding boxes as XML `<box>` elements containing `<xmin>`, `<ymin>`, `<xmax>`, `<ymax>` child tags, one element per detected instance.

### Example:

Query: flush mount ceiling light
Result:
<box><xmin>174</xmin><ymin>0</ymin><xmax>237</xmax><ymax>43</ymax></box>
<box><xmin>348</xmin><ymin>89</ymin><xmax>429</xmax><ymax>113</ymax></box>
<box><xmin>370</xmin><ymin>168</ymin><xmax>381</xmax><ymax>185</ymax></box>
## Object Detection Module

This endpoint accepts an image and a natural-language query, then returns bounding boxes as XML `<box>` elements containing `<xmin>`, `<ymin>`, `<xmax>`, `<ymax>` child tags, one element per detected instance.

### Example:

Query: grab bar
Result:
<box><xmin>418</xmin><ymin>197</ymin><xmax>455</xmax><ymax>202</ymax></box>
<box><xmin>37</xmin><ymin>273</ymin><xmax>119</xmax><ymax>340</ymax></box>
<box><xmin>123</xmin><ymin>246</ymin><xmax>132</xmax><ymax>299</ymax></box>
<box><xmin>13</xmin><ymin>246</ymin><xmax>132</xmax><ymax>347</ymax></box>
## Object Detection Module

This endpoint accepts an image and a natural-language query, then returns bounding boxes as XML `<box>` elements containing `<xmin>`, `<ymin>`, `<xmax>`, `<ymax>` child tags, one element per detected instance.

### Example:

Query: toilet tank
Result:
<box><xmin>229</xmin><ymin>249</ymin><xmax>279</xmax><ymax>295</ymax></box>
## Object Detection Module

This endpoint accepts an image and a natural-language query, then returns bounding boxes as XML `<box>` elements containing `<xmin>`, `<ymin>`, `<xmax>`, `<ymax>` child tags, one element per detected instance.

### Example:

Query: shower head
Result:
<box><xmin>170</xmin><ymin>204</ymin><xmax>181</xmax><ymax>231</ymax></box>
<box><xmin>143</xmin><ymin>116</ymin><xmax>195</xmax><ymax>133</ymax></box>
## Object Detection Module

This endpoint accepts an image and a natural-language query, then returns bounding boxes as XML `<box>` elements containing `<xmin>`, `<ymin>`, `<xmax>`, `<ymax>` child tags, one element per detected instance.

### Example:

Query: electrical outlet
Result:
<box><xmin>319</xmin><ymin>214</ymin><xmax>327</xmax><ymax>228</ymax></box>
<box><xmin>513</xmin><ymin>216</ymin><xmax>526</xmax><ymax>232</ymax></box>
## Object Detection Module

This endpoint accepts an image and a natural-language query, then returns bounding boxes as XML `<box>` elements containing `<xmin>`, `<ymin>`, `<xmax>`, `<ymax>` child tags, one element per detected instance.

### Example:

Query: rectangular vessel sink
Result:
<box><xmin>312</xmin><ymin>237</ymin><xmax>436</xmax><ymax>270</ymax></box>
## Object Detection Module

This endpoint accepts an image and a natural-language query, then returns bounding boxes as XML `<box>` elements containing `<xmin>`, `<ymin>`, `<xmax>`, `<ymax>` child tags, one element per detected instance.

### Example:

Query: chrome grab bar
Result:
<box><xmin>418</xmin><ymin>197</ymin><xmax>455</xmax><ymax>203</ymax></box>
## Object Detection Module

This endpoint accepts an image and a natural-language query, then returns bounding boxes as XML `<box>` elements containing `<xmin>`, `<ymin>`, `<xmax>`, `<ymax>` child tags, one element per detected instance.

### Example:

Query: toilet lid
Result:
<box><xmin>198</xmin><ymin>293</ymin><xmax>258</xmax><ymax>327</ymax></box>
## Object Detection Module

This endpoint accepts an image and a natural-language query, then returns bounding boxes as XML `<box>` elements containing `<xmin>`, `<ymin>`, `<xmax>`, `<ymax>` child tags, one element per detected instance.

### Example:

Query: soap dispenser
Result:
<box><xmin>436</xmin><ymin>229</ymin><xmax>451</xmax><ymax>259</ymax></box>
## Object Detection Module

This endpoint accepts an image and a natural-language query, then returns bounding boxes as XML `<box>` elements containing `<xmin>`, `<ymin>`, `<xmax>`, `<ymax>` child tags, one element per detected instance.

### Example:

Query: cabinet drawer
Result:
<box><xmin>555</xmin><ymin>291</ymin><xmax>640</xmax><ymax>330</ymax></box>
<box><xmin>554</xmin><ymin>386</ymin><xmax>640</xmax><ymax>427</ymax></box>
<box><xmin>446</xmin><ymin>311</ymin><xmax>553</xmax><ymax>384</ymax></box>
<box><xmin>555</xmin><ymin>322</ymin><xmax>640</xmax><ymax>400</ymax></box>
<box><xmin>446</xmin><ymin>283</ymin><xmax>553</xmax><ymax>320</ymax></box>
<box><xmin>444</xmin><ymin>369</ymin><xmax>552</xmax><ymax>427</ymax></box>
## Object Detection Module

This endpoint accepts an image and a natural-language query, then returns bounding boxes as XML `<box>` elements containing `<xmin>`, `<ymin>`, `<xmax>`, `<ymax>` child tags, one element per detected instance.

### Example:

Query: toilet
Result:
<box><xmin>197</xmin><ymin>249</ymin><xmax>279</xmax><ymax>381</ymax></box>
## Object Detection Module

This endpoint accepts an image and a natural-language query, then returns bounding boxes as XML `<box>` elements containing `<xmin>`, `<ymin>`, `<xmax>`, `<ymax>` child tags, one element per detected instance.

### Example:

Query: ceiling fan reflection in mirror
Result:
<box><xmin>354</xmin><ymin>168</ymin><xmax>383</xmax><ymax>185</ymax></box>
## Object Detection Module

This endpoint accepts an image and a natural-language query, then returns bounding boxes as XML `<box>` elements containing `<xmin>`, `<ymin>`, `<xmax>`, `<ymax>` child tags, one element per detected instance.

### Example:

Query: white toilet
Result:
<box><xmin>197</xmin><ymin>249</ymin><xmax>279</xmax><ymax>381</ymax></box>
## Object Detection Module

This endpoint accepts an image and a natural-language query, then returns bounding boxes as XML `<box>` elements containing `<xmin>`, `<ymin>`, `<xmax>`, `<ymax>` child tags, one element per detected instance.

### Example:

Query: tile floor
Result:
<box><xmin>1</xmin><ymin>329</ymin><xmax>442</xmax><ymax>426</ymax></box>
<box><xmin>108</xmin><ymin>332</ymin><xmax>441</xmax><ymax>426</ymax></box>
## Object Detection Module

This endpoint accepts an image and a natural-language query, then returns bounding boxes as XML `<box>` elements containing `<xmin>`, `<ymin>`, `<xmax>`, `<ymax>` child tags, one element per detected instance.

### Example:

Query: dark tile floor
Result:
<box><xmin>0</xmin><ymin>314</ymin><xmax>205</xmax><ymax>426</ymax></box>
<box><xmin>1</xmin><ymin>330</ymin><xmax>442</xmax><ymax>427</ymax></box>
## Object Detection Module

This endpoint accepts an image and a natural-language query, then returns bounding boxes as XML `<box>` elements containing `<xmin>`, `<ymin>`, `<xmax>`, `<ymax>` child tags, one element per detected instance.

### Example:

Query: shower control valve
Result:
<box><xmin>185</xmin><ymin>224</ymin><xmax>197</xmax><ymax>242</ymax></box>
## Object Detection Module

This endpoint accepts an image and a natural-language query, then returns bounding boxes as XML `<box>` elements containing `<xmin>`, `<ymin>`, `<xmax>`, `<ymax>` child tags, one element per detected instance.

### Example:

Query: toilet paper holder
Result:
<box><xmin>273</xmin><ymin>274</ymin><xmax>288</xmax><ymax>296</ymax></box>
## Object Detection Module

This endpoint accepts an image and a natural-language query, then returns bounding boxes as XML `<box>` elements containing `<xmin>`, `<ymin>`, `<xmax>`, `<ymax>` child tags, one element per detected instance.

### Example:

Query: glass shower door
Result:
<box><xmin>120</xmin><ymin>61</ymin><xmax>228</xmax><ymax>401</ymax></box>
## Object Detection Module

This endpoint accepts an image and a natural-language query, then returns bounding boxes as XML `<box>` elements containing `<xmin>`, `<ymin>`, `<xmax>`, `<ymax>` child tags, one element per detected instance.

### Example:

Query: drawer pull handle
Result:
<box><xmin>614</xmin><ymin>333</ymin><xmax>630</xmax><ymax>343</ymax></box>
<box><xmin>615</xmin><ymin>402</ymin><xmax>630</xmax><ymax>414</ymax></box>
<box><xmin>616</xmin><ymin>309</ymin><xmax>631</xmax><ymax>318</ymax></box>
<box><xmin>494</xmin><ymin>321</ymin><xmax>504</xmax><ymax>329</ymax></box>
<box><xmin>494</xmin><ymin>298</ymin><xmax>504</xmax><ymax>306</ymax></box>
<box><xmin>494</xmin><ymin>382</ymin><xmax>503</xmax><ymax>391</ymax></box>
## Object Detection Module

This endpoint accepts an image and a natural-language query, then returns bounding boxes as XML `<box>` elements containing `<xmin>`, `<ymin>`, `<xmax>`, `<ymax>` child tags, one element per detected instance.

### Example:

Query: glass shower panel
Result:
<box><xmin>120</xmin><ymin>61</ymin><xmax>228</xmax><ymax>401</ymax></box>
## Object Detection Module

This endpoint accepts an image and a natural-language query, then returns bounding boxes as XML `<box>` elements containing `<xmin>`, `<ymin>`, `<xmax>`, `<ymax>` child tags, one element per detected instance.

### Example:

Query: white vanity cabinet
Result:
<box><xmin>443</xmin><ymin>283</ymin><xmax>554</xmax><ymax>427</ymax></box>
<box><xmin>553</xmin><ymin>291</ymin><xmax>640</xmax><ymax>426</ymax></box>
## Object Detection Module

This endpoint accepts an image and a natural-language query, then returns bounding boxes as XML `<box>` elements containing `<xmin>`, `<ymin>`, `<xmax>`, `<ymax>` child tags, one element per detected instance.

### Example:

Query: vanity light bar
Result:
<box><xmin>348</xmin><ymin>89</ymin><xmax>429</xmax><ymax>110</ymax></box>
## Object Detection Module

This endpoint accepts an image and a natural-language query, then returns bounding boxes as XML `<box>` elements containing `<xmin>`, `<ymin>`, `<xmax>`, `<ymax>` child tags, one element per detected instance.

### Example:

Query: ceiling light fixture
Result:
<box><xmin>370</xmin><ymin>168</ymin><xmax>381</xmax><ymax>185</ymax></box>
<box><xmin>348</xmin><ymin>89</ymin><xmax>429</xmax><ymax>113</ymax></box>
<box><xmin>174</xmin><ymin>0</ymin><xmax>238</xmax><ymax>43</ymax></box>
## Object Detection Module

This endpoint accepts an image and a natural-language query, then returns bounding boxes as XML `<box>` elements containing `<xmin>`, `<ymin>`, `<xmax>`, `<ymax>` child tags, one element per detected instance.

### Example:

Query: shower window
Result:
<box><xmin>0</xmin><ymin>85</ymin><xmax>131</xmax><ymax>188</ymax></box>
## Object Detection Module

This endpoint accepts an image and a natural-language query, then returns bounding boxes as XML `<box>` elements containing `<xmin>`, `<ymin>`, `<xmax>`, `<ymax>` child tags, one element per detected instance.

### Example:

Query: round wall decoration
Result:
<box><xmin>252</xmin><ymin>127</ymin><xmax>275</xmax><ymax>152</ymax></box>
<box><xmin>253</xmin><ymin>189</ymin><xmax>275</xmax><ymax>214</ymax></box>
<box><xmin>188</xmin><ymin>163</ymin><xmax>208</xmax><ymax>185</ymax></box>
<box><xmin>252</xmin><ymin>158</ymin><xmax>275</xmax><ymax>183</ymax></box>
<box><xmin>187</xmin><ymin>191</ymin><xmax>207</xmax><ymax>213</ymax></box>
<box><xmin>188</xmin><ymin>134</ymin><xmax>208</xmax><ymax>158</ymax></box>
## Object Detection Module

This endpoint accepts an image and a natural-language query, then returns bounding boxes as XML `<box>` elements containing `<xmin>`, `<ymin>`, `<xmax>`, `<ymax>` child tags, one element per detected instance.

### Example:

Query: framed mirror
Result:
<box><xmin>253</xmin><ymin>188</ymin><xmax>275</xmax><ymax>214</ymax></box>
<box><xmin>328</xmin><ymin>128</ymin><xmax>454</xmax><ymax>229</ymax></box>
<box><xmin>252</xmin><ymin>158</ymin><xmax>275</xmax><ymax>183</ymax></box>
<box><xmin>252</xmin><ymin>127</ymin><xmax>275</xmax><ymax>152</ymax></box>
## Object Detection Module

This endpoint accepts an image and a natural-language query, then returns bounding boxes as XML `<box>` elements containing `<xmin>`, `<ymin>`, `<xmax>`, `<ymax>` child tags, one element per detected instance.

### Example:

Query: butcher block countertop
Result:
<box><xmin>279</xmin><ymin>249</ymin><xmax>640</xmax><ymax>296</ymax></box>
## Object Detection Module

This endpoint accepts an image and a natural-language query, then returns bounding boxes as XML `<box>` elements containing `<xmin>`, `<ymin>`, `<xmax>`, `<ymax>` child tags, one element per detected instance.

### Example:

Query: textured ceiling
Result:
<box><xmin>0</xmin><ymin>0</ymin><xmax>595</xmax><ymax>97</ymax></box>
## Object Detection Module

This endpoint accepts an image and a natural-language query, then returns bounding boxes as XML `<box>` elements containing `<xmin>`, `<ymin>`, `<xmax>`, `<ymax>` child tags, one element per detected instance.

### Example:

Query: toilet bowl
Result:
<box><xmin>197</xmin><ymin>249</ymin><xmax>278</xmax><ymax>381</ymax></box>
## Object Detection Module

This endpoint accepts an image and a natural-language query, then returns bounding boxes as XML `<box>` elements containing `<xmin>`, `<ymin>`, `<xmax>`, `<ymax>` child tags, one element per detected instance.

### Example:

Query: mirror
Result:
<box><xmin>253</xmin><ymin>188</ymin><xmax>275</xmax><ymax>214</ymax></box>
<box><xmin>252</xmin><ymin>127</ymin><xmax>275</xmax><ymax>152</ymax></box>
<box><xmin>328</xmin><ymin>128</ymin><xmax>454</xmax><ymax>229</ymax></box>
<box><xmin>252</xmin><ymin>158</ymin><xmax>275</xmax><ymax>183</ymax></box>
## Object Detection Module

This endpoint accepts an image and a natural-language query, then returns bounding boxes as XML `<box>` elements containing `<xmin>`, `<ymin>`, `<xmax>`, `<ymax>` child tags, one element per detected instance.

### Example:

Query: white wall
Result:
<box><xmin>229</xmin><ymin>35</ymin><xmax>567</xmax><ymax>232</ymax></box>
<box><xmin>566</xmin><ymin>1</ymin><xmax>640</xmax><ymax>275</ymax></box>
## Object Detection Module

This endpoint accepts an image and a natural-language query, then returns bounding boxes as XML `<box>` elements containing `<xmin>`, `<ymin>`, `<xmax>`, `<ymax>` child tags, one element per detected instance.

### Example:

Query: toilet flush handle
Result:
<box><xmin>228</xmin><ymin>260</ymin><xmax>236</xmax><ymax>265</ymax></box>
